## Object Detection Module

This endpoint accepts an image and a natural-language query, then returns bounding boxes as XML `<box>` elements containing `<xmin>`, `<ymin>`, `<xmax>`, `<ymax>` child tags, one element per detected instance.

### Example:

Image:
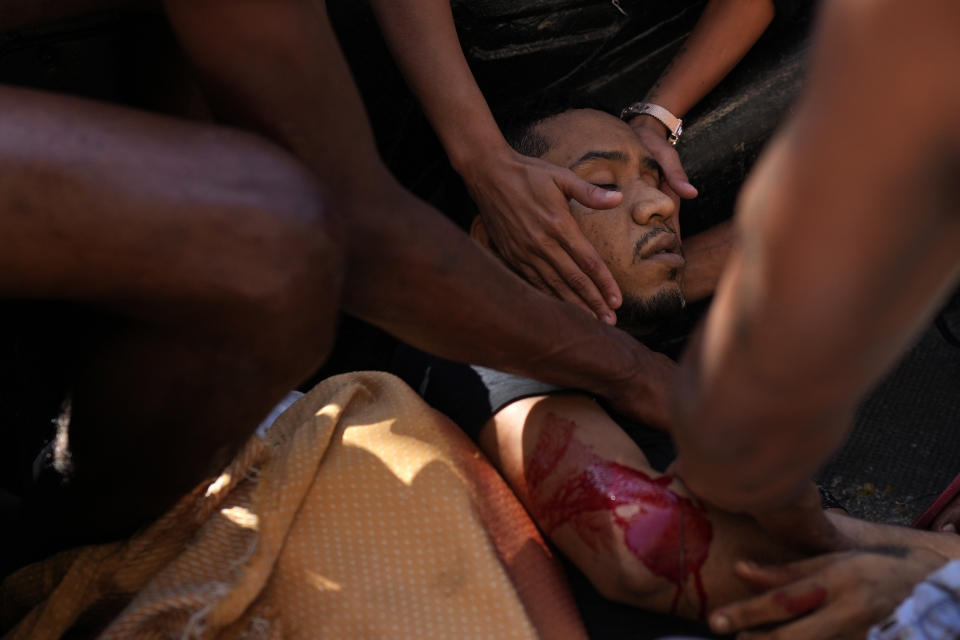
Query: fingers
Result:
<box><xmin>733</xmin><ymin>604</ymin><xmax>856</xmax><ymax>640</ymax></box>
<box><xmin>734</xmin><ymin>560</ymin><xmax>808</xmax><ymax>590</ymax></box>
<box><xmin>931</xmin><ymin>502</ymin><xmax>960</xmax><ymax>533</ymax></box>
<box><xmin>552</xmin><ymin>171</ymin><xmax>624</xmax><ymax>312</ymax></box>
<box><xmin>519</xmin><ymin>260</ymin><xmax>592</xmax><ymax>316</ymax></box>
<box><xmin>519</xmin><ymin>249</ymin><xmax>618</xmax><ymax>325</ymax></box>
<box><xmin>557</xmin><ymin>170</ymin><xmax>622</xmax><ymax>211</ymax></box>
<box><xmin>561</xmin><ymin>231</ymin><xmax>623</xmax><ymax>309</ymax></box>
<box><xmin>734</xmin><ymin>556</ymin><xmax>838</xmax><ymax>589</ymax></box>
<box><xmin>629</xmin><ymin>120</ymin><xmax>698</xmax><ymax>199</ymax></box>
<box><xmin>471</xmin><ymin>160</ymin><xmax>624</xmax><ymax>321</ymax></box>
<box><xmin>653</xmin><ymin>145</ymin><xmax>698</xmax><ymax>200</ymax></box>
<box><xmin>709</xmin><ymin>579</ymin><xmax>829</xmax><ymax>636</ymax></box>
<box><xmin>517</xmin><ymin>262</ymin><xmax>558</xmax><ymax>296</ymax></box>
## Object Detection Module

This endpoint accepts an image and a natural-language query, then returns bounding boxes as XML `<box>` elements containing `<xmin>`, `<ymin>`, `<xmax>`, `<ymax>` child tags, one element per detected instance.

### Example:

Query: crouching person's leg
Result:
<box><xmin>0</xmin><ymin>84</ymin><xmax>343</xmax><ymax>563</ymax></box>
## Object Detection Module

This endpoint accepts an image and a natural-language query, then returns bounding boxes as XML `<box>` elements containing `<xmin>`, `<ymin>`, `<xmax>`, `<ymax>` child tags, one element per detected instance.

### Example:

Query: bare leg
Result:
<box><xmin>1</xmin><ymin>85</ymin><xmax>342</xmax><ymax>564</ymax></box>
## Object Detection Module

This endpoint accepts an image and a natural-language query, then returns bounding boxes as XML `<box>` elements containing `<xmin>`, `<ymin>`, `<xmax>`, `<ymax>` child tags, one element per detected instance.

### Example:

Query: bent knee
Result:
<box><xmin>192</xmin><ymin>146</ymin><xmax>345</xmax><ymax>317</ymax></box>
<box><xmin>245</xmin><ymin>159</ymin><xmax>345</xmax><ymax>312</ymax></box>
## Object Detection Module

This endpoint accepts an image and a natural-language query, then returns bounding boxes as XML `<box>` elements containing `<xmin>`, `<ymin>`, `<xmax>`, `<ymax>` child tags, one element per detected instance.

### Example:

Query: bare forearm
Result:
<box><xmin>644</xmin><ymin>0</ymin><xmax>774</xmax><ymax>118</ymax></box>
<box><xmin>681</xmin><ymin>220</ymin><xmax>735</xmax><ymax>302</ymax></box>
<box><xmin>673</xmin><ymin>0</ymin><xmax>960</xmax><ymax>512</ymax></box>
<box><xmin>830</xmin><ymin>513</ymin><xmax>960</xmax><ymax>561</ymax></box>
<box><xmin>165</xmin><ymin>0</ymin><xmax>384</xmax><ymax>193</ymax></box>
<box><xmin>368</xmin><ymin>0</ymin><xmax>508</xmax><ymax>170</ymax></box>
<box><xmin>339</xmin><ymin>184</ymin><xmax>656</xmax><ymax>399</ymax></box>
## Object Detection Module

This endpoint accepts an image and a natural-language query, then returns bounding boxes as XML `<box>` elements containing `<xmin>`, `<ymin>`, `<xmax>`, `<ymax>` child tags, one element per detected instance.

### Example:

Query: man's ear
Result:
<box><xmin>470</xmin><ymin>216</ymin><xmax>494</xmax><ymax>250</ymax></box>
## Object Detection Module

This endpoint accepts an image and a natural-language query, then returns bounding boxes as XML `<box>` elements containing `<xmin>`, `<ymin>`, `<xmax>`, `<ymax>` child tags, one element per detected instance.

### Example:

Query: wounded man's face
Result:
<box><xmin>536</xmin><ymin>109</ymin><xmax>685</xmax><ymax>332</ymax></box>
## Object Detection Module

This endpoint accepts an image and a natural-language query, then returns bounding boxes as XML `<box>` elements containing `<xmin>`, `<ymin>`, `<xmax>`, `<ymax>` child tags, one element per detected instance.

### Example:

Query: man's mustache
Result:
<box><xmin>632</xmin><ymin>227</ymin><xmax>679</xmax><ymax>260</ymax></box>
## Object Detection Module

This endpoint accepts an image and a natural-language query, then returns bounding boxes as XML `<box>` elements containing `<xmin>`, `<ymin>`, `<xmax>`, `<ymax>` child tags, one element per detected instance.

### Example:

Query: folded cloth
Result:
<box><xmin>1</xmin><ymin>371</ymin><xmax>584</xmax><ymax>639</ymax></box>
<box><xmin>869</xmin><ymin>558</ymin><xmax>960</xmax><ymax>640</ymax></box>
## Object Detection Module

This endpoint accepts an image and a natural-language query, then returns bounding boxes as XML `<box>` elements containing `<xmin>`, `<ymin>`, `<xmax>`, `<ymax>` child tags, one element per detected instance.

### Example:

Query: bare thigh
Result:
<box><xmin>1</xmin><ymin>83</ymin><xmax>343</xmax><ymax>562</ymax></box>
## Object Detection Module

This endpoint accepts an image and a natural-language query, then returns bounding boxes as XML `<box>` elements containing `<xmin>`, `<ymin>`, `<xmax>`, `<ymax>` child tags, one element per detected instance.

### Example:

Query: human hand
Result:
<box><xmin>707</xmin><ymin>546</ymin><xmax>948</xmax><ymax>639</ymax></box>
<box><xmin>930</xmin><ymin>493</ymin><xmax>960</xmax><ymax>534</ymax></box>
<box><xmin>460</xmin><ymin>147</ymin><xmax>624</xmax><ymax>324</ymax></box>
<box><xmin>628</xmin><ymin>115</ymin><xmax>698</xmax><ymax>199</ymax></box>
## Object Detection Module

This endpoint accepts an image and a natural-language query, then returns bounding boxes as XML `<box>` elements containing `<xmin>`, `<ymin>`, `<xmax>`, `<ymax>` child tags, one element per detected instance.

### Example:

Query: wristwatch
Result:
<box><xmin>620</xmin><ymin>102</ymin><xmax>683</xmax><ymax>146</ymax></box>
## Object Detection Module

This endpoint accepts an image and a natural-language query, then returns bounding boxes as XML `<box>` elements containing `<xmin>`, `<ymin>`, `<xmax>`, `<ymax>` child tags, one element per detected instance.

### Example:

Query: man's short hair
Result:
<box><xmin>494</xmin><ymin>95</ymin><xmax>688</xmax><ymax>342</ymax></box>
<box><xmin>495</xmin><ymin>95</ymin><xmax>616</xmax><ymax>159</ymax></box>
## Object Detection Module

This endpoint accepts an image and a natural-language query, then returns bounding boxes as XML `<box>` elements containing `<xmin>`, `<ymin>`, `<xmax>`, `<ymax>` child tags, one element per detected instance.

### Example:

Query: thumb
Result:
<box><xmin>557</xmin><ymin>170</ymin><xmax>622</xmax><ymax>209</ymax></box>
<box><xmin>931</xmin><ymin>505</ymin><xmax>960</xmax><ymax>533</ymax></box>
<box><xmin>733</xmin><ymin>560</ymin><xmax>798</xmax><ymax>589</ymax></box>
<box><xmin>658</xmin><ymin>154</ymin><xmax>697</xmax><ymax>199</ymax></box>
<box><xmin>734</xmin><ymin>554</ymin><xmax>836</xmax><ymax>589</ymax></box>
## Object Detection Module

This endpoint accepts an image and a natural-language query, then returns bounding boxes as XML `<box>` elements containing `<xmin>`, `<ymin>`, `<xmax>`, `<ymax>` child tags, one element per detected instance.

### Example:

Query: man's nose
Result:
<box><xmin>630</xmin><ymin>186</ymin><xmax>677</xmax><ymax>226</ymax></box>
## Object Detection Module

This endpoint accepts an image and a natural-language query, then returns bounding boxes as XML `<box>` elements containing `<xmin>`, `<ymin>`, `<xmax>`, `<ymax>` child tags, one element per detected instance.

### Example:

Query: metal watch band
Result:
<box><xmin>620</xmin><ymin>102</ymin><xmax>683</xmax><ymax>146</ymax></box>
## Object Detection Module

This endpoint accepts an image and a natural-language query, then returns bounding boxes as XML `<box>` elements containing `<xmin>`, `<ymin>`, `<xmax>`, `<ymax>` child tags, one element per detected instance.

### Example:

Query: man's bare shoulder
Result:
<box><xmin>0</xmin><ymin>0</ymin><xmax>155</xmax><ymax>32</ymax></box>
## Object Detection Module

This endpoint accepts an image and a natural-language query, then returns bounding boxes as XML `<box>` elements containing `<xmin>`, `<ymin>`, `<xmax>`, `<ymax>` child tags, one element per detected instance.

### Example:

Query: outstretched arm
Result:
<box><xmin>673</xmin><ymin>0</ymin><xmax>960</xmax><ymax>527</ymax></box>
<box><xmin>481</xmin><ymin>394</ymin><xmax>960</xmax><ymax>626</ymax></box>
<box><xmin>162</xmin><ymin>0</ymin><xmax>676</xmax><ymax>427</ymax></box>
<box><xmin>480</xmin><ymin>393</ymin><xmax>807</xmax><ymax>618</ymax></box>
<box><xmin>479</xmin><ymin>393</ymin><xmax>960</xmax><ymax>620</ymax></box>
<box><xmin>626</xmin><ymin>0</ymin><xmax>775</xmax><ymax>198</ymax></box>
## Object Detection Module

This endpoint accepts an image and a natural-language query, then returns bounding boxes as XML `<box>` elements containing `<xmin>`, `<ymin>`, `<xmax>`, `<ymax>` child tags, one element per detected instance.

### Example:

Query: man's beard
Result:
<box><xmin>617</xmin><ymin>286</ymin><xmax>686</xmax><ymax>337</ymax></box>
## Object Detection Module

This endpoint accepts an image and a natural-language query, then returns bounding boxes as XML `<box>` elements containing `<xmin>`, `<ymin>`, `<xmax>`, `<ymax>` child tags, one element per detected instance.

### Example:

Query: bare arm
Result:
<box><xmin>628</xmin><ymin>0</ymin><xmax>775</xmax><ymax>198</ymax></box>
<box><xmin>366</xmin><ymin>0</ymin><xmax>497</xmax><ymax>176</ymax></box>
<box><xmin>642</xmin><ymin>0</ymin><xmax>775</xmax><ymax>121</ymax></box>
<box><xmin>161</xmin><ymin>0</ymin><xmax>675</xmax><ymax>426</ymax></box>
<box><xmin>479</xmin><ymin>394</ymin><xmax>960</xmax><ymax>620</ymax></box>
<box><xmin>673</xmin><ymin>0</ymin><xmax>960</xmax><ymax>516</ymax></box>
<box><xmin>368</xmin><ymin>0</ymin><xmax>625</xmax><ymax>324</ymax></box>
<box><xmin>681</xmin><ymin>220</ymin><xmax>735</xmax><ymax>303</ymax></box>
<box><xmin>710</xmin><ymin>545</ymin><xmax>950</xmax><ymax>639</ymax></box>
<box><xmin>480</xmin><ymin>394</ymin><xmax>808</xmax><ymax>618</ymax></box>
<box><xmin>708</xmin><ymin>514</ymin><xmax>960</xmax><ymax>638</ymax></box>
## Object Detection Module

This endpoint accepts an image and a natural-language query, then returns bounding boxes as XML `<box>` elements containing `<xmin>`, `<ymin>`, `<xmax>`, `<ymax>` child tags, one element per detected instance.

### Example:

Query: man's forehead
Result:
<box><xmin>537</xmin><ymin>109</ymin><xmax>651</xmax><ymax>167</ymax></box>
